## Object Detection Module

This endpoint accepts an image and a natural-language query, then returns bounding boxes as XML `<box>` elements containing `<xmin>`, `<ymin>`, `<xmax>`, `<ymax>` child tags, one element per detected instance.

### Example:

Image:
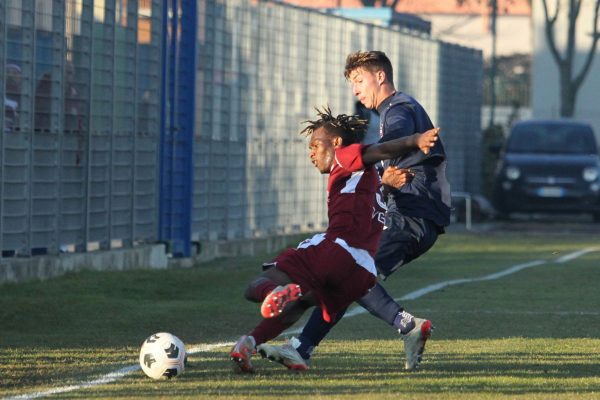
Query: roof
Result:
<box><xmin>279</xmin><ymin>0</ymin><xmax>531</xmax><ymax>16</ymax></box>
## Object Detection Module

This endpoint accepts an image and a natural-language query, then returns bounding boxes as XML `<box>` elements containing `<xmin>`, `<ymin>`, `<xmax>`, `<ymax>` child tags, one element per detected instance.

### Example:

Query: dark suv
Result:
<box><xmin>493</xmin><ymin>119</ymin><xmax>600</xmax><ymax>220</ymax></box>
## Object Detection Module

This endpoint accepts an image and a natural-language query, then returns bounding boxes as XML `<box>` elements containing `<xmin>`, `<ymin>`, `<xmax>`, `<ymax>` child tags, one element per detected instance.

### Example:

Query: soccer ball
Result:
<box><xmin>139</xmin><ymin>332</ymin><xmax>186</xmax><ymax>380</ymax></box>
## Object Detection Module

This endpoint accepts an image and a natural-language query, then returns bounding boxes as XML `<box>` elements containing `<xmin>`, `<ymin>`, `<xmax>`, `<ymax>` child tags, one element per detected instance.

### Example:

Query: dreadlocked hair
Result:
<box><xmin>300</xmin><ymin>106</ymin><xmax>368</xmax><ymax>145</ymax></box>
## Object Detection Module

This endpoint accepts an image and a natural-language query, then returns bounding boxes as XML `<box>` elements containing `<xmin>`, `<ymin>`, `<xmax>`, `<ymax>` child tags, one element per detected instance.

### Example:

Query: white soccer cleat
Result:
<box><xmin>401</xmin><ymin>317</ymin><xmax>433</xmax><ymax>371</ymax></box>
<box><xmin>257</xmin><ymin>339</ymin><xmax>308</xmax><ymax>371</ymax></box>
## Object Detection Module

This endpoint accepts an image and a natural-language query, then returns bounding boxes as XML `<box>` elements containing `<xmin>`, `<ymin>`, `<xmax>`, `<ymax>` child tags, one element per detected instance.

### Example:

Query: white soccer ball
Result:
<box><xmin>139</xmin><ymin>332</ymin><xmax>186</xmax><ymax>380</ymax></box>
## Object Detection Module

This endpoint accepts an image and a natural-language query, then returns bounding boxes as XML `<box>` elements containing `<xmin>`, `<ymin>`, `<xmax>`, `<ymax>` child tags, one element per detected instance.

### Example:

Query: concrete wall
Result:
<box><xmin>428</xmin><ymin>14</ymin><xmax>532</xmax><ymax>59</ymax></box>
<box><xmin>532</xmin><ymin>0</ymin><xmax>600</xmax><ymax>137</ymax></box>
<box><xmin>0</xmin><ymin>244</ymin><xmax>168</xmax><ymax>285</ymax></box>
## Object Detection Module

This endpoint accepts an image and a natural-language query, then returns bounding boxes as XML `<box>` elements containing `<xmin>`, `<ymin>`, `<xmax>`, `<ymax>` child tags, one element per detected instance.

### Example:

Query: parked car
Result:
<box><xmin>493</xmin><ymin>119</ymin><xmax>600</xmax><ymax>221</ymax></box>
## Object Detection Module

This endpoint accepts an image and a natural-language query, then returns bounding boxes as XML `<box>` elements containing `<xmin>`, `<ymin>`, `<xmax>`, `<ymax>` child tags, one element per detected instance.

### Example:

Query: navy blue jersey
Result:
<box><xmin>377</xmin><ymin>91</ymin><xmax>451</xmax><ymax>228</ymax></box>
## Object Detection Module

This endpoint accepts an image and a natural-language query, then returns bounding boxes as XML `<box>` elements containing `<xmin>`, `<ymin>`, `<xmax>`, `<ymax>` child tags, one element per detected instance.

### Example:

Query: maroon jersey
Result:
<box><xmin>271</xmin><ymin>144</ymin><xmax>383</xmax><ymax>320</ymax></box>
<box><xmin>326</xmin><ymin>143</ymin><xmax>386</xmax><ymax>258</ymax></box>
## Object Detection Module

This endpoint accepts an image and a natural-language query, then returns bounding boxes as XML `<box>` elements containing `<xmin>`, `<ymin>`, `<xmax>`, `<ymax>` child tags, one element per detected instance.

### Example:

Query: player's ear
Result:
<box><xmin>332</xmin><ymin>135</ymin><xmax>343</xmax><ymax>148</ymax></box>
<box><xmin>376</xmin><ymin>69</ymin><xmax>386</xmax><ymax>85</ymax></box>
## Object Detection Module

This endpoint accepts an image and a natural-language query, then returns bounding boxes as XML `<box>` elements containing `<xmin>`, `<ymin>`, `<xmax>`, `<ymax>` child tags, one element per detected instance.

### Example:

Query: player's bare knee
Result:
<box><xmin>244</xmin><ymin>278</ymin><xmax>265</xmax><ymax>302</ymax></box>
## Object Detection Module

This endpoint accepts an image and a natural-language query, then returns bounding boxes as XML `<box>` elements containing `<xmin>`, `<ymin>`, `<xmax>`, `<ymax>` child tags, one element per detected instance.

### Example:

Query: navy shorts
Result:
<box><xmin>375</xmin><ymin>207</ymin><xmax>441</xmax><ymax>279</ymax></box>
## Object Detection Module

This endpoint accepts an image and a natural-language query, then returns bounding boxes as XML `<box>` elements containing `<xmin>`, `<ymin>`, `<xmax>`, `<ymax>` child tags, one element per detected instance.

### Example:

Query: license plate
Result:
<box><xmin>537</xmin><ymin>186</ymin><xmax>564</xmax><ymax>197</ymax></box>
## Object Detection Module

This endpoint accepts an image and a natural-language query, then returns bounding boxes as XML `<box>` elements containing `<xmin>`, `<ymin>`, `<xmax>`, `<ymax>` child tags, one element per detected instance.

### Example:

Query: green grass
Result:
<box><xmin>1</xmin><ymin>232</ymin><xmax>599</xmax><ymax>399</ymax></box>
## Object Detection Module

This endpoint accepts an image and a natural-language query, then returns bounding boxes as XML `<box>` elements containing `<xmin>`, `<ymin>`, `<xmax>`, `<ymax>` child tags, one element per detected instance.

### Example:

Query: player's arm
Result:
<box><xmin>361</xmin><ymin>128</ymin><xmax>440</xmax><ymax>166</ymax></box>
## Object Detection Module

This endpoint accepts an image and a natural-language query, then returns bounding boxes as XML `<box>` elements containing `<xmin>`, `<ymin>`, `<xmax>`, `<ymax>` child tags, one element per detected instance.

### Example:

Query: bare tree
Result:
<box><xmin>541</xmin><ymin>0</ymin><xmax>600</xmax><ymax>117</ymax></box>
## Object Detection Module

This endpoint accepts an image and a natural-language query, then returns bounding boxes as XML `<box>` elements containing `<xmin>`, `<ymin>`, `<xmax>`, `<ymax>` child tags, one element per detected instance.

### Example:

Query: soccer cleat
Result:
<box><xmin>257</xmin><ymin>340</ymin><xmax>308</xmax><ymax>371</ymax></box>
<box><xmin>401</xmin><ymin>317</ymin><xmax>433</xmax><ymax>371</ymax></box>
<box><xmin>260</xmin><ymin>283</ymin><xmax>302</xmax><ymax>318</ymax></box>
<box><xmin>230</xmin><ymin>335</ymin><xmax>256</xmax><ymax>373</ymax></box>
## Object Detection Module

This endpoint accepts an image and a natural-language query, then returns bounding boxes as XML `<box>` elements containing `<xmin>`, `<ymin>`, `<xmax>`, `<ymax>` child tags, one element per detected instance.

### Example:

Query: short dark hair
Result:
<box><xmin>344</xmin><ymin>51</ymin><xmax>394</xmax><ymax>85</ymax></box>
<box><xmin>300</xmin><ymin>106</ymin><xmax>367</xmax><ymax>145</ymax></box>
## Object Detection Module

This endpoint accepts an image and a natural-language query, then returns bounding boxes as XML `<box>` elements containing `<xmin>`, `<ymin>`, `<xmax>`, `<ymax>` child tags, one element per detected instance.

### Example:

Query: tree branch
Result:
<box><xmin>573</xmin><ymin>0</ymin><xmax>600</xmax><ymax>90</ymax></box>
<box><xmin>566</xmin><ymin>0</ymin><xmax>578</xmax><ymax>67</ymax></box>
<box><xmin>573</xmin><ymin>0</ymin><xmax>582</xmax><ymax>18</ymax></box>
<box><xmin>541</xmin><ymin>0</ymin><xmax>564</xmax><ymax>65</ymax></box>
<box><xmin>550</xmin><ymin>0</ymin><xmax>560</xmax><ymax>24</ymax></box>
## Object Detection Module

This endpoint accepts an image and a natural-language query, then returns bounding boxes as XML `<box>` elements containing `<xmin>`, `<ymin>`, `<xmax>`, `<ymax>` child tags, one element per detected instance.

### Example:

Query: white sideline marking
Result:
<box><xmin>4</xmin><ymin>247</ymin><xmax>598</xmax><ymax>400</ymax></box>
<box><xmin>554</xmin><ymin>247</ymin><xmax>599</xmax><ymax>263</ymax></box>
<box><xmin>3</xmin><ymin>343</ymin><xmax>234</xmax><ymax>400</ymax></box>
<box><xmin>399</xmin><ymin>260</ymin><xmax>546</xmax><ymax>301</ymax></box>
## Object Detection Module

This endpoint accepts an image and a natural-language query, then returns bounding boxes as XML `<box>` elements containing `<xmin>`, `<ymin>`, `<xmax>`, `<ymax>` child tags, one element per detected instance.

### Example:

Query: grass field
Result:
<box><xmin>1</xmin><ymin>231</ymin><xmax>599</xmax><ymax>399</ymax></box>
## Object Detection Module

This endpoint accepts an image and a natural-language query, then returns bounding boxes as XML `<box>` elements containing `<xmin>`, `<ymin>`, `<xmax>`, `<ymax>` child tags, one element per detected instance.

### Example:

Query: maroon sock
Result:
<box><xmin>250</xmin><ymin>317</ymin><xmax>294</xmax><ymax>345</ymax></box>
<box><xmin>248</xmin><ymin>277</ymin><xmax>278</xmax><ymax>301</ymax></box>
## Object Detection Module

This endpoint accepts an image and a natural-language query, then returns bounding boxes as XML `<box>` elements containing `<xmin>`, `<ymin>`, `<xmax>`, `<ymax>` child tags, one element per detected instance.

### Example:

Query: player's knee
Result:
<box><xmin>244</xmin><ymin>277</ymin><xmax>270</xmax><ymax>302</ymax></box>
<box><xmin>243</xmin><ymin>283</ymin><xmax>259</xmax><ymax>302</ymax></box>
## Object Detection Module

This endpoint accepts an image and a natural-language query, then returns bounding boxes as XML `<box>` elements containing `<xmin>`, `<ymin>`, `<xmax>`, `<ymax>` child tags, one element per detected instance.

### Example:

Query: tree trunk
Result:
<box><xmin>560</xmin><ymin>69</ymin><xmax>576</xmax><ymax>117</ymax></box>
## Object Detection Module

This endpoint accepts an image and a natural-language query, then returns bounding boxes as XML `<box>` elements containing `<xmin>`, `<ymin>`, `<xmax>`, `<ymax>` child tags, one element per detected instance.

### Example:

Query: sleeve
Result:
<box><xmin>379</xmin><ymin>104</ymin><xmax>415</xmax><ymax>143</ymax></box>
<box><xmin>334</xmin><ymin>143</ymin><xmax>366</xmax><ymax>172</ymax></box>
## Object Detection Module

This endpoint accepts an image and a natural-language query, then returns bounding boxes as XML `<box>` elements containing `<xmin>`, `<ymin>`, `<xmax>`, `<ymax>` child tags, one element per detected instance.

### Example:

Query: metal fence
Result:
<box><xmin>0</xmin><ymin>0</ymin><xmax>162</xmax><ymax>257</ymax></box>
<box><xmin>194</xmin><ymin>0</ymin><xmax>483</xmax><ymax>241</ymax></box>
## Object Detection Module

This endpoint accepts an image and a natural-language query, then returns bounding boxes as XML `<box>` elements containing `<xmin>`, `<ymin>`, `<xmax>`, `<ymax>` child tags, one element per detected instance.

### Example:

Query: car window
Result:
<box><xmin>507</xmin><ymin>123</ymin><xmax>597</xmax><ymax>155</ymax></box>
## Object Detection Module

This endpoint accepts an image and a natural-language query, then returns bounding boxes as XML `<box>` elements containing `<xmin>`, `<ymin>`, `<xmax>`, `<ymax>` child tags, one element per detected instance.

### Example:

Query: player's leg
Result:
<box><xmin>253</xmin><ymin>305</ymin><xmax>346</xmax><ymax>365</ymax></box>
<box><xmin>233</xmin><ymin>261</ymin><xmax>317</xmax><ymax>372</ymax></box>
<box><xmin>258</xmin><ymin>240</ymin><xmax>376</xmax><ymax>367</ymax></box>
<box><xmin>371</xmin><ymin>212</ymin><xmax>439</xmax><ymax>370</ymax></box>
<box><xmin>244</xmin><ymin>266</ymin><xmax>292</xmax><ymax>302</ymax></box>
<box><xmin>233</xmin><ymin>265</ymin><xmax>295</xmax><ymax>373</ymax></box>
<box><xmin>366</xmin><ymin>211</ymin><xmax>437</xmax><ymax>331</ymax></box>
<box><xmin>288</xmin><ymin>283</ymin><xmax>416</xmax><ymax>362</ymax></box>
<box><xmin>232</xmin><ymin>299</ymin><xmax>315</xmax><ymax>373</ymax></box>
<box><xmin>357</xmin><ymin>282</ymin><xmax>411</xmax><ymax>330</ymax></box>
<box><xmin>252</xmin><ymin>300</ymin><xmax>315</xmax><ymax>371</ymax></box>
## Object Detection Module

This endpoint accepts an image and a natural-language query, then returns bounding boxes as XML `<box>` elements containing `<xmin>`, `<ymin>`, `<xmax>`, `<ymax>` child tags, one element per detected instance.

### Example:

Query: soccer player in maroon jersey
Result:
<box><xmin>230</xmin><ymin>107</ymin><xmax>439</xmax><ymax>373</ymax></box>
<box><xmin>261</xmin><ymin>51</ymin><xmax>450</xmax><ymax>373</ymax></box>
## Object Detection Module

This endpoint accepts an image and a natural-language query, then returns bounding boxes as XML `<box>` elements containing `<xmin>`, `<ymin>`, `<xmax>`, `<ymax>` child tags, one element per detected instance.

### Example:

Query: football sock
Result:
<box><xmin>393</xmin><ymin>310</ymin><xmax>416</xmax><ymax>334</ymax></box>
<box><xmin>357</xmin><ymin>282</ymin><xmax>402</xmax><ymax>326</ymax></box>
<box><xmin>295</xmin><ymin>335</ymin><xmax>315</xmax><ymax>360</ymax></box>
<box><xmin>297</xmin><ymin>306</ymin><xmax>347</xmax><ymax>360</ymax></box>
<box><xmin>250</xmin><ymin>318</ymin><xmax>293</xmax><ymax>346</ymax></box>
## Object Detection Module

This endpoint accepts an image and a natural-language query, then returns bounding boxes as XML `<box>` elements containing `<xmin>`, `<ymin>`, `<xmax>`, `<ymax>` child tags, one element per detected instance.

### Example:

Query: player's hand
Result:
<box><xmin>417</xmin><ymin>127</ymin><xmax>440</xmax><ymax>154</ymax></box>
<box><xmin>381</xmin><ymin>166</ymin><xmax>414</xmax><ymax>189</ymax></box>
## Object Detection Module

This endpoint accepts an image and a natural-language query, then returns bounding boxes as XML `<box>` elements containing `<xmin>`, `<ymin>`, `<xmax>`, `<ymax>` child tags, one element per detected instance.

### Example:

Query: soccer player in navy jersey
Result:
<box><xmin>230</xmin><ymin>107</ymin><xmax>440</xmax><ymax>373</ymax></box>
<box><xmin>260</xmin><ymin>51</ymin><xmax>451</xmax><ymax>372</ymax></box>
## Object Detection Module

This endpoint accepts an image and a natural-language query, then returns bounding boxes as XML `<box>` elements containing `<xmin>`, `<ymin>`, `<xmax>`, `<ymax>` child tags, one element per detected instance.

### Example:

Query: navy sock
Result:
<box><xmin>393</xmin><ymin>310</ymin><xmax>416</xmax><ymax>334</ymax></box>
<box><xmin>296</xmin><ymin>306</ymin><xmax>346</xmax><ymax>360</ymax></box>
<box><xmin>357</xmin><ymin>282</ymin><xmax>402</xmax><ymax>326</ymax></box>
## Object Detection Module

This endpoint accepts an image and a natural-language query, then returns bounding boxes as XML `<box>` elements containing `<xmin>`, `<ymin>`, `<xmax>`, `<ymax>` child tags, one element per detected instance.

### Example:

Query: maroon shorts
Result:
<box><xmin>273</xmin><ymin>237</ymin><xmax>376</xmax><ymax>322</ymax></box>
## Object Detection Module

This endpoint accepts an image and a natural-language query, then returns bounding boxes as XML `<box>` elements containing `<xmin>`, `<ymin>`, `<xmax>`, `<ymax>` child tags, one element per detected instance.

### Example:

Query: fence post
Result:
<box><xmin>159</xmin><ymin>0</ymin><xmax>197</xmax><ymax>257</ymax></box>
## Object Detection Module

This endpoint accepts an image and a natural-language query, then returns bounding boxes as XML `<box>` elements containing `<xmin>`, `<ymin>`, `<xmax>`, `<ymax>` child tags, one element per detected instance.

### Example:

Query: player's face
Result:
<box><xmin>349</xmin><ymin>67</ymin><xmax>381</xmax><ymax>110</ymax></box>
<box><xmin>309</xmin><ymin>127</ymin><xmax>338</xmax><ymax>174</ymax></box>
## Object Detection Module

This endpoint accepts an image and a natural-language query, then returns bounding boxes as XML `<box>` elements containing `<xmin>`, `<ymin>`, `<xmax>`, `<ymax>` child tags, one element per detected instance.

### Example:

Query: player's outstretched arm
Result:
<box><xmin>361</xmin><ymin>128</ymin><xmax>440</xmax><ymax>166</ymax></box>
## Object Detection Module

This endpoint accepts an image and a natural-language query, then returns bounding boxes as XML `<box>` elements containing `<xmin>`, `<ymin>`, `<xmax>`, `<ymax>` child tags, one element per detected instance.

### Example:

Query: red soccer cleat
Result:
<box><xmin>260</xmin><ymin>283</ymin><xmax>303</xmax><ymax>318</ymax></box>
